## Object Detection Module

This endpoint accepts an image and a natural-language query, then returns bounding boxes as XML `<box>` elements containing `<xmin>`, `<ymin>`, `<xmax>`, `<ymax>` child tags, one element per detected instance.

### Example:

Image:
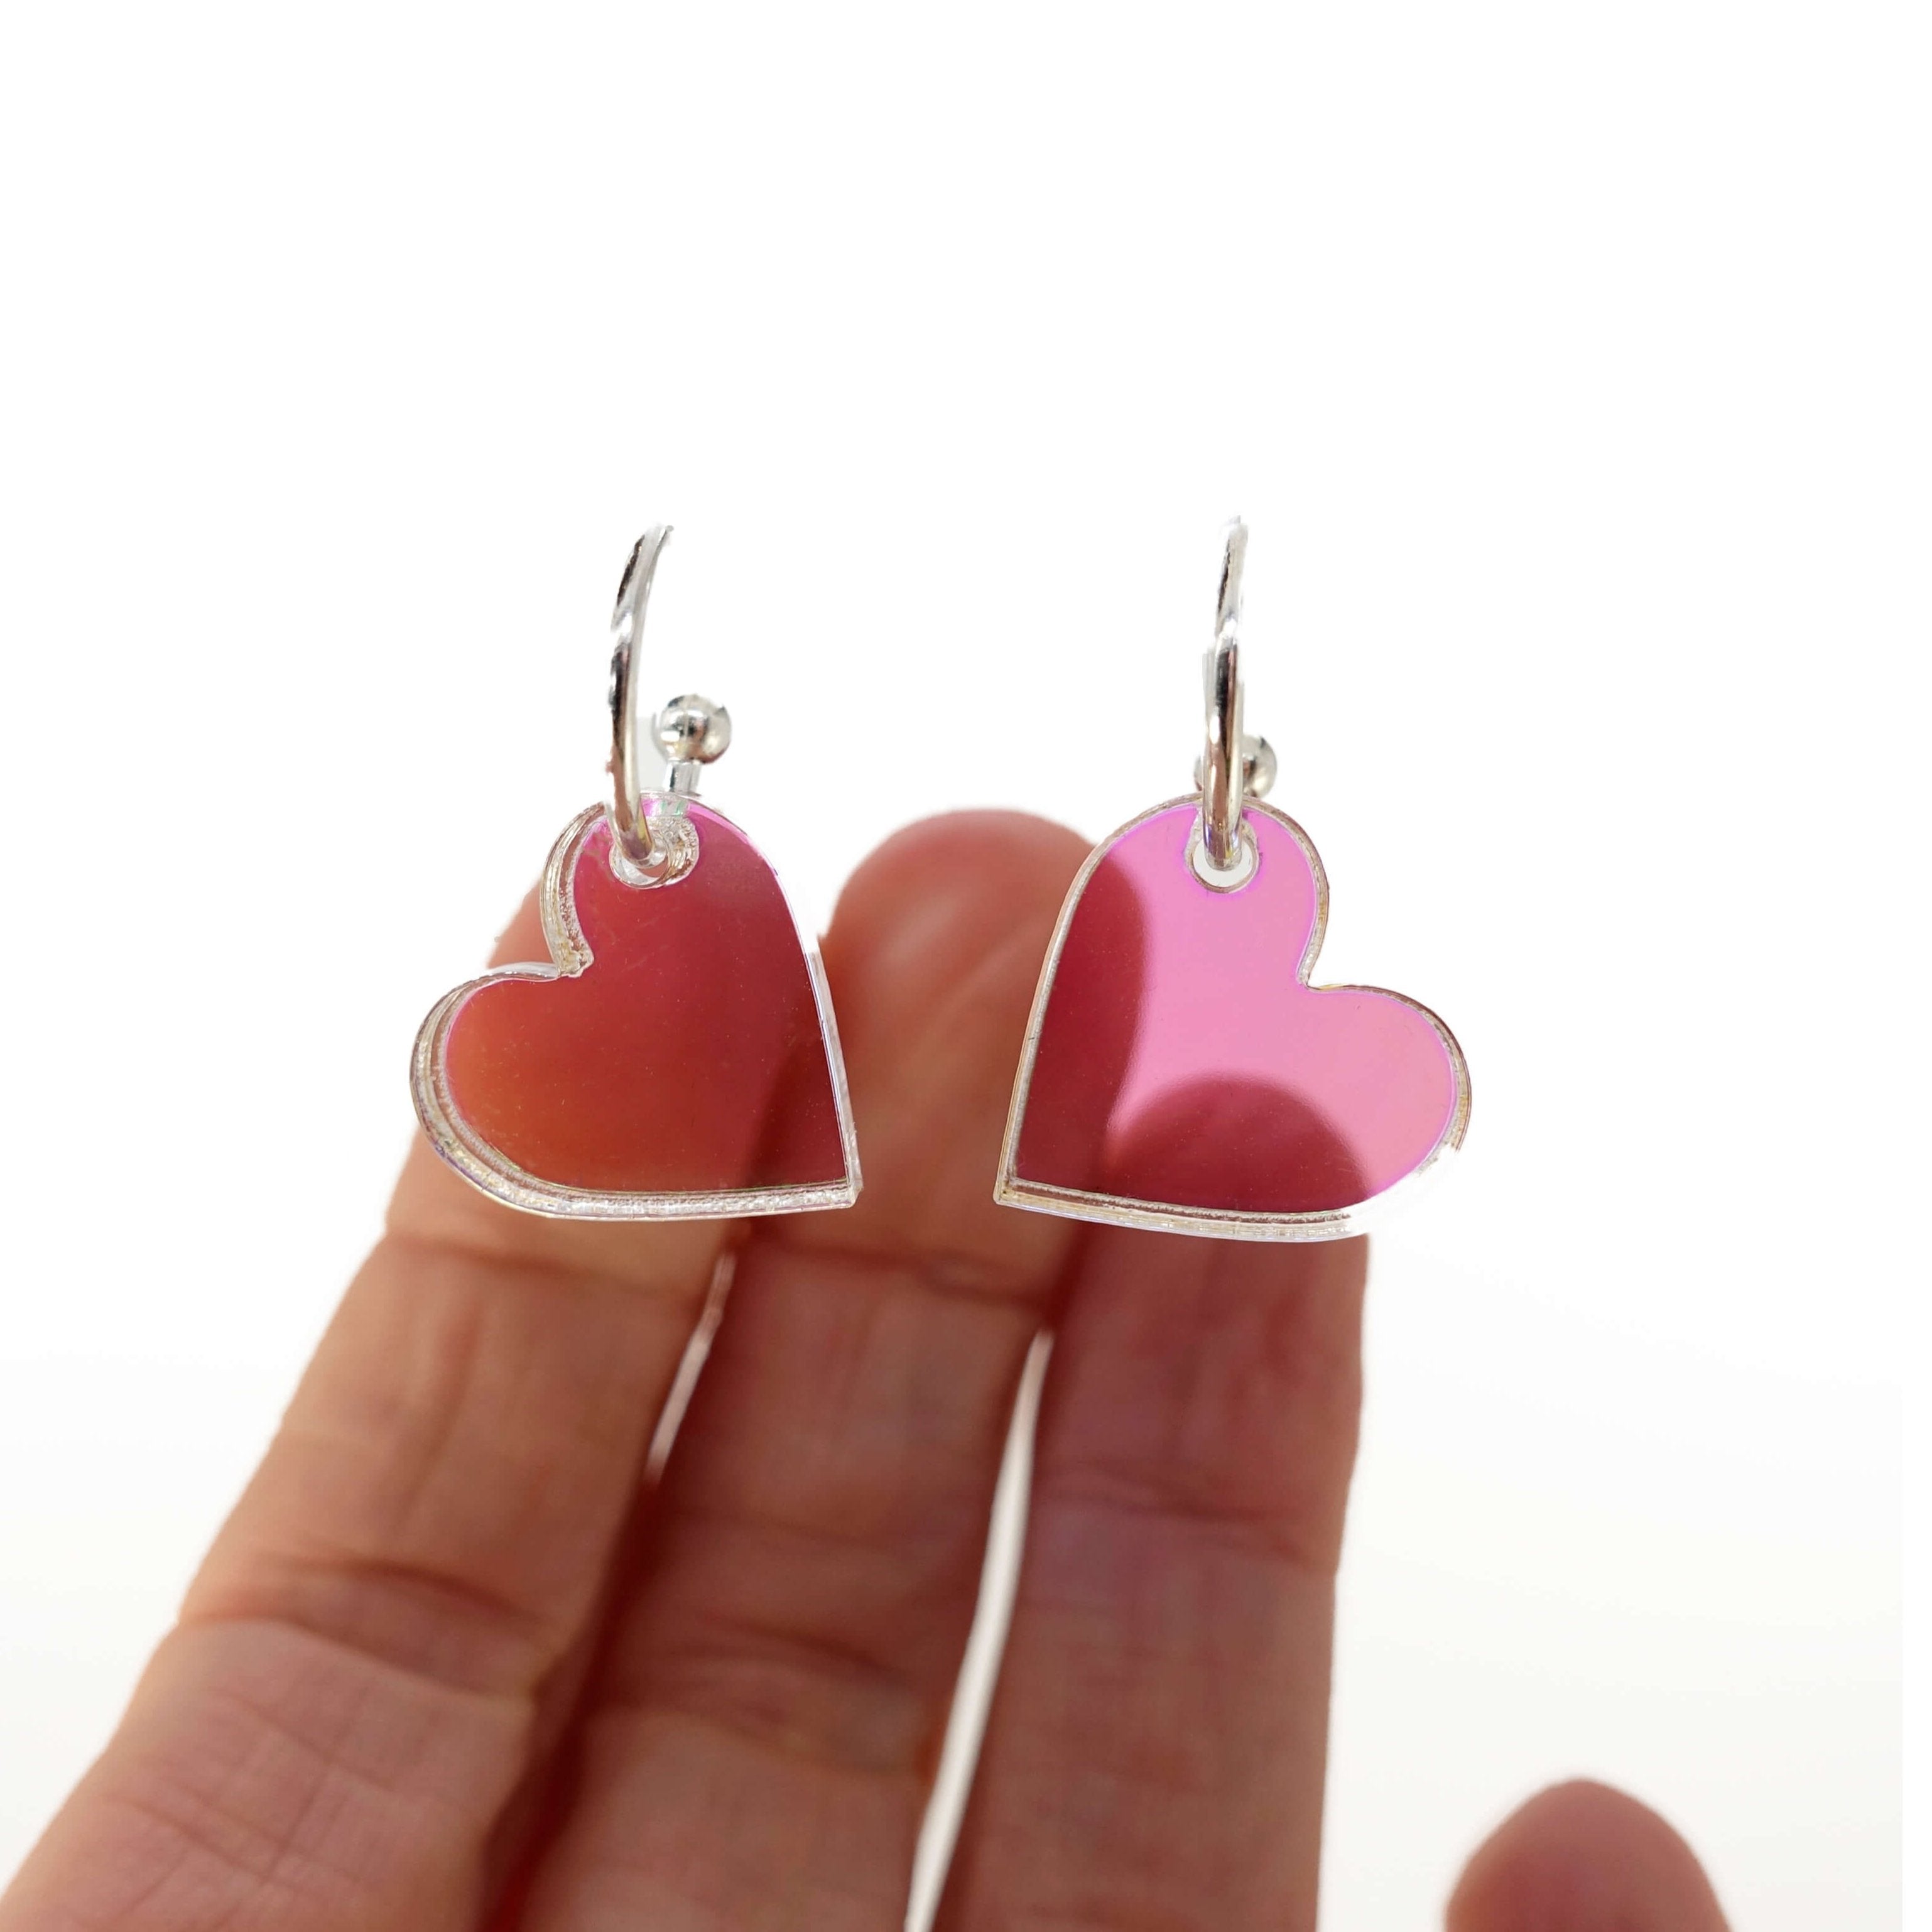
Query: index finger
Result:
<box><xmin>0</xmin><ymin>882</ymin><xmax>754</xmax><ymax>1932</ymax></box>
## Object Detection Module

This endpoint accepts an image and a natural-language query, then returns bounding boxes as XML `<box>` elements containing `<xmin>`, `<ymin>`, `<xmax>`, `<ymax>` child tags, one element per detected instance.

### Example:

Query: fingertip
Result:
<box><xmin>798</xmin><ymin>810</ymin><xmax>1092</xmax><ymax>1287</ymax></box>
<box><xmin>1448</xmin><ymin>1780</ymin><xmax>1729</xmax><ymax>1932</ymax></box>
<box><xmin>486</xmin><ymin>884</ymin><xmax>548</xmax><ymax>969</ymax></box>
<box><xmin>825</xmin><ymin>810</ymin><xmax>1088</xmax><ymax>970</ymax></box>
<box><xmin>819</xmin><ymin>810</ymin><xmax>1088</xmax><ymax>1129</ymax></box>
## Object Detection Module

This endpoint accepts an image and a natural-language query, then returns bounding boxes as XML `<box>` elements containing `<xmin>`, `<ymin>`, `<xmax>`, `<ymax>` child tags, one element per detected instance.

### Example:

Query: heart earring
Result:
<box><xmin>995</xmin><ymin>519</ymin><xmax>1470</xmax><ymax>1241</ymax></box>
<box><xmin>411</xmin><ymin>526</ymin><xmax>860</xmax><ymax>1219</ymax></box>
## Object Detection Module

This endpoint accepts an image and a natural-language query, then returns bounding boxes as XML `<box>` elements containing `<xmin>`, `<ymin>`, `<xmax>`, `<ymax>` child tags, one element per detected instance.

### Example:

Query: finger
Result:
<box><xmin>938</xmin><ymin>1086</ymin><xmax>1370</xmax><ymax>1932</ymax></box>
<box><xmin>1447</xmin><ymin>1781</ymin><xmax>1730</xmax><ymax>1931</ymax></box>
<box><xmin>513</xmin><ymin>813</ymin><xmax>1099</xmax><ymax>1931</ymax></box>
<box><xmin>0</xmin><ymin>887</ymin><xmax>751</xmax><ymax>1932</ymax></box>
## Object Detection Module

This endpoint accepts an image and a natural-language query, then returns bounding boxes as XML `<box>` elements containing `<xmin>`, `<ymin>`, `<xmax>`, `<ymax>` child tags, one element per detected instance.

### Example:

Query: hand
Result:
<box><xmin>0</xmin><ymin>815</ymin><xmax>1729</xmax><ymax>1931</ymax></box>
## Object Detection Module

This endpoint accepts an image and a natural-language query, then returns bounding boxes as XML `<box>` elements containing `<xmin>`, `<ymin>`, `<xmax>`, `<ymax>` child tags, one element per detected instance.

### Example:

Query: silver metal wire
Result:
<box><xmin>1199</xmin><ymin>519</ymin><xmax>1275</xmax><ymax>874</ymax></box>
<box><xmin>607</xmin><ymin>527</ymin><xmax>729</xmax><ymax>881</ymax></box>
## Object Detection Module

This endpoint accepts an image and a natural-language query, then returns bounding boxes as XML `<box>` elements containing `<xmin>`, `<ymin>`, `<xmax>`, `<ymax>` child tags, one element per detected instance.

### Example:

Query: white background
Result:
<box><xmin>0</xmin><ymin>4</ymin><xmax>1916</xmax><ymax>1926</ymax></box>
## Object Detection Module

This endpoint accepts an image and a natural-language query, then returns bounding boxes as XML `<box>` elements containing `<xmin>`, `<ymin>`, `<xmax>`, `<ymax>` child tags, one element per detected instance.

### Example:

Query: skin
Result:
<box><xmin>0</xmin><ymin>813</ymin><xmax>1729</xmax><ymax>1931</ymax></box>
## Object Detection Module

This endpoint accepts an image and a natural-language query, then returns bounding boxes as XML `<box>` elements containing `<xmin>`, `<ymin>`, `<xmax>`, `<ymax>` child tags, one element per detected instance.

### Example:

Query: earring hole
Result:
<box><xmin>1189</xmin><ymin>825</ymin><xmax>1259</xmax><ymax>893</ymax></box>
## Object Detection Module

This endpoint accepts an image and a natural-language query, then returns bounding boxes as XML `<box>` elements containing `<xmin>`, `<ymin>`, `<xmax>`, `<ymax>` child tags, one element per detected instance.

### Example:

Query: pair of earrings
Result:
<box><xmin>411</xmin><ymin>523</ymin><xmax>1470</xmax><ymax>1242</ymax></box>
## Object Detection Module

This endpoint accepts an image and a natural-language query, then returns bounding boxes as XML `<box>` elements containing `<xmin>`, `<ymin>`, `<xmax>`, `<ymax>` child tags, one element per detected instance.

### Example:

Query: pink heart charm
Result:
<box><xmin>412</xmin><ymin>803</ymin><xmax>859</xmax><ymax>1219</ymax></box>
<box><xmin>996</xmin><ymin>799</ymin><xmax>1469</xmax><ymax>1240</ymax></box>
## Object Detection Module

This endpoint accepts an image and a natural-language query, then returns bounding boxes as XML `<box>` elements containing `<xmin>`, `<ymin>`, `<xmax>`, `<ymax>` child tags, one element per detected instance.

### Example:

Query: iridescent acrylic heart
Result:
<box><xmin>994</xmin><ymin>519</ymin><xmax>1470</xmax><ymax>1241</ymax></box>
<box><xmin>410</xmin><ymin>524</ymin><xmax>859</xmax><ymax>1221</ymax></box>
<box><xmin>413</xmin><ymin>800</ymin><xmax>858</xmax><ymax>1218</ymax></box>
<box><xmin>996</xmin><ymin>796</ymin><xmax>1468</xmax><ymax>1239</ymax></box>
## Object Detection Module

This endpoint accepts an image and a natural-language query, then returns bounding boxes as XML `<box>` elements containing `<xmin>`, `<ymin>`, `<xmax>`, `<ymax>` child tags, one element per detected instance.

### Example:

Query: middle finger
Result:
<box><xmin>518</xmin><ymin>812</ymin><xmax>1099</xmax><ymax>1930</ymax></box>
